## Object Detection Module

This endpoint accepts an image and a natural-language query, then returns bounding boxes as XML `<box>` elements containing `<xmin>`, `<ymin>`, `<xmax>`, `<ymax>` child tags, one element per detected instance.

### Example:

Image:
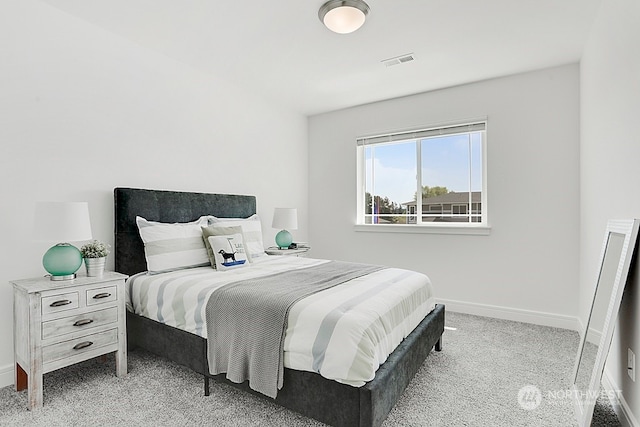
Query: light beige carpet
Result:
<box><xmin>0</xmin><ymin>312</ymin><xmax>621</xmax><ymax>426</ymax></box>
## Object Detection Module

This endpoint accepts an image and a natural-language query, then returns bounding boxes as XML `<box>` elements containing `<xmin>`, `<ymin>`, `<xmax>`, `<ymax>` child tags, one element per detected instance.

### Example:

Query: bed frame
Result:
<box><xmin>114</xmin><ymin>187</ymin><xmax>445</xmax><ymax>427</ymax></box>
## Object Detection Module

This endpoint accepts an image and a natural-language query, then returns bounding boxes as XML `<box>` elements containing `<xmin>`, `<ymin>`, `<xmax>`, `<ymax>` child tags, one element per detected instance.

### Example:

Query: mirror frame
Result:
<box><xmin>572</xmin><ymin>218</ymin><xmax>639</xmax><ymax>427</ymax></box>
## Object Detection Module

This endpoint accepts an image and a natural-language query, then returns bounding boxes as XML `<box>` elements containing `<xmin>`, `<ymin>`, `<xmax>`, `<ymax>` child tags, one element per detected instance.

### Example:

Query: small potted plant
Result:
<box><xmin>80</xmin><ymin>240</ymin><xmax>111</xmax><ymax>277</ymax></box>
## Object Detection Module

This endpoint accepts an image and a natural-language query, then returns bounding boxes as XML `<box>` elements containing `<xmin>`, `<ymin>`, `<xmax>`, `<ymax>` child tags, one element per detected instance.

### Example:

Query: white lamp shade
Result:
<box><xmin>35</xmin><ymin>201</ymin><xmax>93</xmax><ymax>242</ymax></box>
<box><xmin>272</xmin><ymin>208</ymin><xmax>298</xmax><ymax>230</ymax></box>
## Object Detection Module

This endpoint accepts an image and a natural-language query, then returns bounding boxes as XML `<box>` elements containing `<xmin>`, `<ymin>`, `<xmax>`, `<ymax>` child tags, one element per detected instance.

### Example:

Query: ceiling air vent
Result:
<box><xmin>382</xmin><ymin>53</ymin><xmax>415</xmax><ymax>67</ymax></box>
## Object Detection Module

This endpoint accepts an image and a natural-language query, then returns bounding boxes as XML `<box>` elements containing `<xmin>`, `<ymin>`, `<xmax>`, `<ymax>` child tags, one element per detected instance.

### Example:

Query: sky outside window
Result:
<box><xmin>365</xmin><ymin>140</ymin><xmax>416</xmax><ymax>206</ymax></box>
<box><xmin>421</xmin><ymin>133</ymin><xmax>482</xmax><ymax>197</ymax></box>
<box><xmin>365</xmin><ymin>133</ymin><xmax>482</xmax><ymax>207</ymax></box>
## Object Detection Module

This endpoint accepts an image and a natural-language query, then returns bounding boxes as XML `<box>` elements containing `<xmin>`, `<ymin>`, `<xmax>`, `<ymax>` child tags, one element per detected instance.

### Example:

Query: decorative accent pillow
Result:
<box><xmin>201</xmin><ymin>225</ymin><xmax>244</xmax><ymax>269</ymax></box>
<box><xmin>209</xmin><ymin>214</ymin><xmax>266</xmax><ymax>262</ymax></box>
<box><xmin>136</xmin><ymin>216</ymin><xmax>210</xmax><ymax>274</ymax></box>
<box><xmin>207</xmin><ymin>234</ymin><xmax>248</xmax><ymax>271</ymax></box>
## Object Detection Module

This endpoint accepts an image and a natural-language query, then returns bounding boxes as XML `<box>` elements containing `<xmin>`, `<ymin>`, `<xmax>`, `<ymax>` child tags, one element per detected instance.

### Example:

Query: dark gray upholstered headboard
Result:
<box><xmin>114</xmin><ymin>187</ymin><xmax>257</xmax><ymax>277</ymax></box>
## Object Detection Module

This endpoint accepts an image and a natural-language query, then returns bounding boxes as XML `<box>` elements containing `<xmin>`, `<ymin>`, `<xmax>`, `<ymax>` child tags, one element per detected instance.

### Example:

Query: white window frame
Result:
<box><xmin>355</xmin><ymin>119</ymin><xmax>490</xmax><ymax>235</ymax></box>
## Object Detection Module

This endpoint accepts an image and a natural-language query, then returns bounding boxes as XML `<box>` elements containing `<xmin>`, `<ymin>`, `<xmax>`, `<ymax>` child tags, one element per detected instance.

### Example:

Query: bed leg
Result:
<box><xmin>204</xmin><ymin>376</ymin><xmax>210</xmax><ymax>396</ymax></box>
<box><xmin>435</xmin><ymin>336</ymin><xmax>443</xmax><ymax>352</ymax></box>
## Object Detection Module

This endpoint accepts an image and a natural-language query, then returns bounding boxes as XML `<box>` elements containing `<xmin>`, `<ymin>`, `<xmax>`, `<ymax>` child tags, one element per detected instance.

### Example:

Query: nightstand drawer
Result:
<box><xmin>41</xmin><ymin>307</ymin><xmax>118</xmax><ymax>340</ymax></box>
<box><xmin>43</xmin><ymin>329</ymin><xmax>118</xmax><ymax>364</ymax></box>
<box><xmin>41</xmin><ymin>292</ymin><xmax>79</xmax><ymax>316</ymax></box>
<box><xmin>86</xmin><ymin>285</ymin><xmax>117</xmax><ymax>306</ymax></box>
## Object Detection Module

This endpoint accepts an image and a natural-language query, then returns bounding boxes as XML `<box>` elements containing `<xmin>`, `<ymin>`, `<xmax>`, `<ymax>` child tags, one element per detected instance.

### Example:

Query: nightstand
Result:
<box><xmin>11</xmin><ymin>271</ymin><xmax>128</xmax><ymax>410</ymax></box>
<box><xmin>265</xmin><ymin>247</ymin><xmax>310</xmax><ymax>257</ymax></box>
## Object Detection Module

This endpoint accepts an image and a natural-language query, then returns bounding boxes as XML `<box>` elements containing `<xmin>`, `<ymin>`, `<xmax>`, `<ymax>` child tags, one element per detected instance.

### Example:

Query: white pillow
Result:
<box><xmin>209</xmin><ymin>214</ymin><xmax>266</xmax><ymax>261</ymax></box>
<box><xmin>136</xmin><ymin>216</ymin><xmax>210</xmax><ymax>274</ymax></box>
<box><xmin>201</xmin><ymin>225</ymin><xmax>244</xmax><ymax>269</ymax></box>
<box><xmin>207</xmin><ymin>234</ymin><xmax>248</xmax><ymax>271</ymax></box>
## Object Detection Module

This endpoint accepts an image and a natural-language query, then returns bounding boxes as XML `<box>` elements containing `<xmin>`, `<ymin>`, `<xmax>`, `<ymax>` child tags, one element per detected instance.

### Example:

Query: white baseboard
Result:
<box><xmin>436</xmin><ymin>298</ymin><xmax>579</xmax><ymax>331</ymax></box>
<box><xmin>0</xmin><ymin>363</ymin><xmax>13</xmax><ymax>389</ymax></box>
<box><xmin>602</xmin><ymin>370</ymin><xmax>638</xmax><ymax>427</ymax></box>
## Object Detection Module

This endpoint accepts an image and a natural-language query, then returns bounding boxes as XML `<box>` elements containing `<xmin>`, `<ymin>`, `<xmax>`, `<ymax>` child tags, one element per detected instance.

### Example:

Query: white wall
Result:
<box><xmin>580</xmin><ymin>0</ymin><xmax>640</xmax><ymax>423</ymax></box>
<box><xmin>308</xmin><ymin>65</ymin><xmax>580</xmax><ymax>327</ymax></box>
<box><xmin>0</xmin><ymin>0</ymin><xmax>307</xmax><ymax>388</ymax></box>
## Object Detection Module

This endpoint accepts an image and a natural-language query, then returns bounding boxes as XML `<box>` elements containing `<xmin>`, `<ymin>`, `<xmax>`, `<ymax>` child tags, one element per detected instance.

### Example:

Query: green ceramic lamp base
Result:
<box><xmin>275</xmin><ymin>229</ymin><xmax>293</xmax><ymax>249</ymax></box>
<box><xmin>43</xmin><ymin>243</ymin><xmax>83</xmax><ymax>281</ymax></box>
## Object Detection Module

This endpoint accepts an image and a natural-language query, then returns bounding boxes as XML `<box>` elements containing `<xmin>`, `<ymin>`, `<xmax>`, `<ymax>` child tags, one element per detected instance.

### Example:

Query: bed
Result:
<box><xmin>114</xmin><ymin>187</ymin><xmax>445</xmax><ymax>427</ymax></box>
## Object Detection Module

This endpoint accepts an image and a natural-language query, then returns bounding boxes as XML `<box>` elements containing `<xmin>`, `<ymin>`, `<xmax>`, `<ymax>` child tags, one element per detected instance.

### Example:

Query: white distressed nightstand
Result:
<box><xmin>265</xmin><ymin>247</ymin><xmax>310</xmax><ymax>257</ymax></box>
<box><xmin>11</xmin><ymin>271</ymin><xmax>128</xmax><ymax>410</ymax></box>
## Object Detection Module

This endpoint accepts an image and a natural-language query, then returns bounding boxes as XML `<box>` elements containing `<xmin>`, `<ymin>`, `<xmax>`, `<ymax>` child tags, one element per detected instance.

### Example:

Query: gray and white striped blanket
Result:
<box><xmin>126</xmin><ymin>256</ymin><xmax>435</xmax><ymax>393</ymax></box>
<box><xmin>205</xmin><ymin>261</ymin><xmax>383</xmax><ymax>398</ymax></box>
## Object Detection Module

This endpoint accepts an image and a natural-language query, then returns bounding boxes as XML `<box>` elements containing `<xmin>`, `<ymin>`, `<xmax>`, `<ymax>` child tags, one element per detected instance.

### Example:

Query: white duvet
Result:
<box><xmin>127</xmin><ymin>256</ymin><xmax>435</xmax><ymax>387</ymax></box>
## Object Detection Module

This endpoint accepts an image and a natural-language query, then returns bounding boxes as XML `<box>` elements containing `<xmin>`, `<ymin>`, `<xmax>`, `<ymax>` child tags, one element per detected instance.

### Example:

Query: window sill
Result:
<box><xmin>353</xmin><ymin>224</ymin><xmax>491</xmax><ymax>236</ymax></box>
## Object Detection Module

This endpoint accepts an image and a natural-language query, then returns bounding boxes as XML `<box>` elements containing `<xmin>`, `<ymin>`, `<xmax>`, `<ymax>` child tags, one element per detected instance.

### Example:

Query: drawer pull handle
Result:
<box><xmin>93</xmin><ymin>292</ymin><xmax>111</xmax><ymax>299</ymax></box>
<box><xmin>50</xmin><ymin>300</ymin><xmax>72</xmax><ymax>307</ymax></box>
<box><xmin>73</xmin><ymin>341</ymin><xmax>93</xmax><ymax>350</ymax></box>
<box><xmin>73</xmin><ymin>319</ymin><xmax>94</xmax><ymax>327</ymax></box>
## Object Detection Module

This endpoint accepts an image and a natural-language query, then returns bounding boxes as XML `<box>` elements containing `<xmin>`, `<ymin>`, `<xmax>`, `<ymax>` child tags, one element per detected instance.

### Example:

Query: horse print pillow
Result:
<box><xmin>207</xmin><ymin>233</ymin><xmax>248</xmax><ymax>271</ymax></box>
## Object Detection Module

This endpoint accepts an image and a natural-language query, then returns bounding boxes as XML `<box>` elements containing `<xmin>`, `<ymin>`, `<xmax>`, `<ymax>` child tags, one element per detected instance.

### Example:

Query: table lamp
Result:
<box><xmin>35</xmin><ymin>201</ymin><xmax>93</xmax><ymax>280</ymax></box>
<box><xmin>272</xmin><ymin>208</ymin><xmax>298</xmax><ymax>249</ymax></box>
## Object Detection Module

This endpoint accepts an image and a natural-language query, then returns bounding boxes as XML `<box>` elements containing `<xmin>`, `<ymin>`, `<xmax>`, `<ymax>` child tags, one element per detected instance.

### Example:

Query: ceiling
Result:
<box><xmin>41</xmin><ymin>0</ymin><xmax>602</xmax><ymax>116</ymax></box>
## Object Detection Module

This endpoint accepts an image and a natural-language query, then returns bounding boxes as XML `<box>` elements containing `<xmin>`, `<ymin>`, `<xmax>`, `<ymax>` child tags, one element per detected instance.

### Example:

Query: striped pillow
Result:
<box><xmin>136</xmin><ymin>216</ymin><xmax>210</xmax><ymax>274</ymax></box>
<box><xmin>209</xmin><ymin>214</ymin><xmax>266</xmax><ymax>262</ymax></box>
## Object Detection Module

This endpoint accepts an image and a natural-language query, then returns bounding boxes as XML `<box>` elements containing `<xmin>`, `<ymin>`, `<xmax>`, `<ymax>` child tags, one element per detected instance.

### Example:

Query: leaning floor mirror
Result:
<box><xmin>572</xmin><ymin>219</ymin><xmax>639</xmax><ymax>427</ymax></box>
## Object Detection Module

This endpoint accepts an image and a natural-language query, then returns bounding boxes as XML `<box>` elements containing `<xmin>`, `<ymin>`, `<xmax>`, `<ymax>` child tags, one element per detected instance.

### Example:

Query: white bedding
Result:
<box><xmin>126</xmin><ymin>256</ymin><xmax>435</xmax><ymax>387</ymax></box>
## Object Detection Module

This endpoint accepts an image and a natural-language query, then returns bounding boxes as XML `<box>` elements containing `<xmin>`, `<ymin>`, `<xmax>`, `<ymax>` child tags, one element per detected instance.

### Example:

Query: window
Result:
<box><xmin>356</xmin><ymin>120</ymin><xmax>487</xmax><ymax>229</ymax></box>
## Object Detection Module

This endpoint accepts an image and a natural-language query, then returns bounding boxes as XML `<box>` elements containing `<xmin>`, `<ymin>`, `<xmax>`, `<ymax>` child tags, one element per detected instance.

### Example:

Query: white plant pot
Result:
<box><xmin>84</xmin><ymin>257</ymin><xmax>106</xmax><ymax>277</ymax></box>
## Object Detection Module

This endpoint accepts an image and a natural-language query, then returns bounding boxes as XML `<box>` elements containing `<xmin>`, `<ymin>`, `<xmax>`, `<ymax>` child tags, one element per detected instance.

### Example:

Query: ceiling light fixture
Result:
<box><xmin>318</xmin><ymin>0</ymin><xmax>370</xmax><ymax>34</ymax></box>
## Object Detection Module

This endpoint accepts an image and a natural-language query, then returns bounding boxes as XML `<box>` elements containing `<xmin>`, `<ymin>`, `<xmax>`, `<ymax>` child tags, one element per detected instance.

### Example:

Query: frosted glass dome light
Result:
<box><xmin>319</xmin><ymin>0</ymin><xmax>370</xmax><ymax>34</ymax></box>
